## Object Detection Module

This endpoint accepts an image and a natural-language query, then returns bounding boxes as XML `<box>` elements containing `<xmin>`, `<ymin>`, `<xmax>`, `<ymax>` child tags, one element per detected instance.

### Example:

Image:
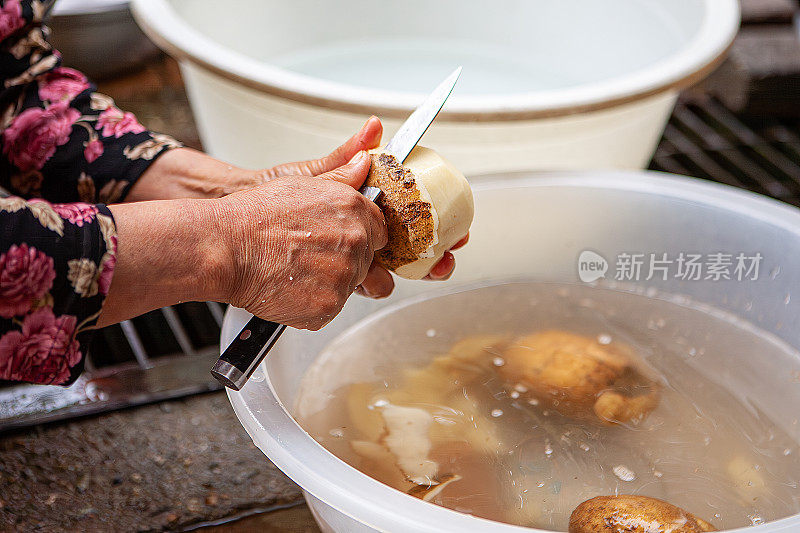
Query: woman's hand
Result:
<box><xmin>215</xmin><ymin>151</ymin><xmax>389</xmax><ymax>330</ymax></box>
<box><xmin>125</xmin><ymin>117</ymin><xmax>385</xmax><ymax>201</ymax></box>
<box><xmin>261</xmin><ymin>116</ymin><xmax>384</xmax><ymax>179</ymax></box>
<box><xmin>99</xmin><ymin>151</ymin><xmax>390</xmax><ymax>329</ymax></box>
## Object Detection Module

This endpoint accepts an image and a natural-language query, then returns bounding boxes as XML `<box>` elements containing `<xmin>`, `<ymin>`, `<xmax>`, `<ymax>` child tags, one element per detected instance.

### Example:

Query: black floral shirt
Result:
<box><xmin>0</xmin><ymin>0</ymin><xmax>181</xmax><ymax>385</ymax></box>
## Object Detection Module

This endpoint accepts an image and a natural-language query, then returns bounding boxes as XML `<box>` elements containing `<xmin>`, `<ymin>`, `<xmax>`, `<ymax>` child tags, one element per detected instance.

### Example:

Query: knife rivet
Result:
<box><xmin>239</xmin><ymin>329</ymin><xmax>252</xmax><ymax>341</ymax></box>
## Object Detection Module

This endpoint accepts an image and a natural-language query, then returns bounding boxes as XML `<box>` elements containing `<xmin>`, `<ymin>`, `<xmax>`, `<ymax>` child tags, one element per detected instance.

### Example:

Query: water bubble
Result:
<box><xmin>371</xmin><ymin>399</ymin><xmax>389</xmax><ymax>408</ymax></box>
<box><xmin>580</xmin><ymin>443</ymin><xmax>590</xmax><ymax>452</ymax></box>
<box><xmin>250</xmin><ymin>371</ymin><xmax>265</xmax><ymax>383</ymax></box>
<box><xmin>491</xmin><ymin>409</ymin><xmax>503</xmax><ymax>418</ymax></box>
<box><xmin>597</xmin><ymin>333</ymin><xmax>612</xmax><ymax>345</ymax></box>
<box><xmin>784</xmin><ymin>448</ymin><xmax>792</xmax><ymax>456</ymax></box>
<box><xmin>527</xmin><ymin>398</ymin><xmax>539</xmax><ymax>406</ymax></box>
<box><xmin>289</xmin><ymin>276</ymin><xmax>294</xmax><ymax>281</ymax></box>
<box><xmin>510</xmin><ymin>391</ymin><xmax>520</xmax><ymax>399</ymax></box>
<box><xmin>328</xmin><ymin>428</ymin><xmax>344</xmax><ymax>438</ymax></box>
<box><xmin>514</xmin><ymin>383</ymin><xmax>529</xmax><ymax>393</ymax></box>
<box><xmin>653</xmin><ymin>470</ymin><xmax>663</xmax><ymax>478</ymax></box>
<box><xmin>786</xmin><ymin>294</ymin><xmax>792</xmax><ymax>305</ymax></box>
<box><xmin>493</xmin><ymin>357</ymin><xmax>505</xmax><ymax>367</ymax></box>
<box><xmin>426</xmin><ymin>328</ymin><xmax>436</xmax><ymax>337</ymax></box>
<box><xmin>613</xmin><ymin>465</ymin><xmax>636</xmax><ymax>482</ymax></box>
<box><xmin>749</xmin><ymin>514</ymin><xmax>764</xmax><ymax>526</ymax></box>
<box><xmin>544</xmin><ymin>442</ymin><xmax>553</xmax><ymax>457</ymax></box>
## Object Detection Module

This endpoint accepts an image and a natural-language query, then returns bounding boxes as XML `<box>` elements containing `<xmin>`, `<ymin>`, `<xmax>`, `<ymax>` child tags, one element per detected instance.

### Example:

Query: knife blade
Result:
<box><xmin>384</xmin><ymin>66</ymin><xmax>461</xmax><ymax>163</ymax></box>
<box><xmin>212</xmin><ymin>68</ymin><xmax>462</xmax><ymax>391</ymax></box>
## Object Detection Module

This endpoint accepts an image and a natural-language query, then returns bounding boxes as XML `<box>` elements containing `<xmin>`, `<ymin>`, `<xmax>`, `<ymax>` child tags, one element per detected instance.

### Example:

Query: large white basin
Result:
<box><xmin>132</xmin><ymin>0</ymin><xmax>738</xmax><ymax>174</ymax></box>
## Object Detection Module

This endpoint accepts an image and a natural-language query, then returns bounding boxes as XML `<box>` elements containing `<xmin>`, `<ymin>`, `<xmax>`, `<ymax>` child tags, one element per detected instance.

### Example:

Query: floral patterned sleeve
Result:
<box><xmin>0</xmin><ymin>0</ymin><xmax>181</xmax><ymax>385</ymax></box>
<box><xmin>0</xmin><ymin>197</ymin><xmax>116</xmax><ymax>385</ymax></box>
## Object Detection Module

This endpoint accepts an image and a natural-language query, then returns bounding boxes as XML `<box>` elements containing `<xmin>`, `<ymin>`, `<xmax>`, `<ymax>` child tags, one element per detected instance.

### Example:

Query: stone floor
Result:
<box><xmin>0</xmin><ymin>393</ymin><xmax>321</xmax><ymax>532</ymax></box>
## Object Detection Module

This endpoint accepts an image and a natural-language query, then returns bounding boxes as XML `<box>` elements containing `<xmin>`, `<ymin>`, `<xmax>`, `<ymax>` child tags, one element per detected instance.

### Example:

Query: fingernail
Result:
<box><xmin>348</xmin><ymin>150</ymin><xmax>367</xmax><ymax>165</ymax></box>
<box><xmin>356</xmin><ymin>285</ymin><xmax>374</xmax><ymax>298</ymax></box>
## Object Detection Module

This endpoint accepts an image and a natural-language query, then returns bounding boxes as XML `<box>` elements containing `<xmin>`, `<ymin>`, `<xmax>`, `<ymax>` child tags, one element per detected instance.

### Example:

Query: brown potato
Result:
<box><xmin>499</xmin><ymin>330</ymin><xmax>659</xmax><ymax>425</ymax></box>
<box><xmin>569</xmin><ymin>495</ymin><xmax>716</xmax><ymax>533</ymax></box>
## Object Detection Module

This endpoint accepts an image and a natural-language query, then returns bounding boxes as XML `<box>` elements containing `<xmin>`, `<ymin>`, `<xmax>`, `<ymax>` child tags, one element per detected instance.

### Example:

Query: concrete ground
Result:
<box><xmin>0</xmin><ymin>393</ymin><xmax>321</xmax><ymax>532</ymax></box>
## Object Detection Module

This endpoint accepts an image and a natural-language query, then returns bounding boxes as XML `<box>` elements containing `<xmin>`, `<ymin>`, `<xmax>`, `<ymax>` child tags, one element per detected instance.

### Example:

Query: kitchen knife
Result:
<box><xmin>212</xmin><ymin>66</ymin><xmax>462</xmax><ymax>391</ymax></box>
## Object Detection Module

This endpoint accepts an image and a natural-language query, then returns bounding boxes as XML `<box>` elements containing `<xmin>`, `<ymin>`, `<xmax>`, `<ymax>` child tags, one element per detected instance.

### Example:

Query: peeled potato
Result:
<box><xmin>569</xmin><ymin>495</ymin><xmax>716</xmax><ymax>533</ymax></box>
<box><xmin>366</xmin><ymin>146</ymin><xmax>473</xmax><ymax>279</ymax></box>
<box><xmin>726</xmin><ymin>455</ymin><xmax>767</xmax><ymax>504</ymax></box>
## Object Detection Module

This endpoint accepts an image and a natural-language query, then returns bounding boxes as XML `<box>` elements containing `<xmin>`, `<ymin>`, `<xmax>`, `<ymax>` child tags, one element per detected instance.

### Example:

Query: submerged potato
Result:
<box><xmin>366</xmin><ymin>146</ymin><xmax>473</xmax><ymax>279</ymax></box>
<box><xmin>499</xmin><ymin>330</ymin><xmax>659</xmax><ymax>425</ymax></box>
<box><xmin>727</xmin><ymin>455</ymin><xmax>768</xmax><ymax>504</ymax></box>
<box><xmin>569</xmin><ymin>495</ymin><xmax>716</xmax><ymax>533</ymax></box>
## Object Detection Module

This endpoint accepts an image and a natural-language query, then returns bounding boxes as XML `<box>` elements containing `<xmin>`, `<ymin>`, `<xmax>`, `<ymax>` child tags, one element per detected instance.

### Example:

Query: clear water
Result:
<box><xmin>295</xmin><ymin>282</ymin><xmax>800</xmax><ymax>531</ymax></box>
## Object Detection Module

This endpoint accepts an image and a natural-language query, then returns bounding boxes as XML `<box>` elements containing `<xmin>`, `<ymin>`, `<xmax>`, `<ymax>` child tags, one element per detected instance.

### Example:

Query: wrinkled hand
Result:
<box><xmin>216</xmin><ymin>152</ymin><xmax>390</xmax><ymax>330</ymax></box>
<box><xmin>260</xmin><ymin>116</ymin><xmax>468</xmax><ymax>283</ymax></box>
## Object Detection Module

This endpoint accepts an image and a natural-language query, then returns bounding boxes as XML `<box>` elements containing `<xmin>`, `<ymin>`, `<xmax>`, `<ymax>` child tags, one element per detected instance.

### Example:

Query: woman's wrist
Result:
<box><xmin>97</xmin><ymin>196</ymin><xmax>231</xmax><ymax>326</ymax></box>
<box><xmin>124</xmin><ymin>147</ymin><xmax>264</xmax><ymax>202</ymax></box>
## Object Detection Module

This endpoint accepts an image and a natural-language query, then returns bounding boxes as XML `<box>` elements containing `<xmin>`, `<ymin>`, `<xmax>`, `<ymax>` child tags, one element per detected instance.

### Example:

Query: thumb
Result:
<box><xmin>318</xmin><ymin>150</ymin><xmax>371</xmax><ymax>189</ymax></box>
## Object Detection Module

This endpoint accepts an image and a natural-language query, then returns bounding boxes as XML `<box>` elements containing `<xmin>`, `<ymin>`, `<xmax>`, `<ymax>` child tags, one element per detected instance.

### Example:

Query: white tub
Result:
<box><xmin>131</xmin><ymin>0</ymin><xmax>738</xmax><ymax>174</ymax></box>
<box><xmin>221</xmin><ymin>170</ymin><xmax>800</xmax><ymax>532</ymax></box>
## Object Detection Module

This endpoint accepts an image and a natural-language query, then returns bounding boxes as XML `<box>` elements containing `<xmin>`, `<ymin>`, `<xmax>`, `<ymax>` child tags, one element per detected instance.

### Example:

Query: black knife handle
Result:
<box><xmin>212</xmin><ymin>317</ymin><xmax>287</xmax><ymax>390</ymax></box>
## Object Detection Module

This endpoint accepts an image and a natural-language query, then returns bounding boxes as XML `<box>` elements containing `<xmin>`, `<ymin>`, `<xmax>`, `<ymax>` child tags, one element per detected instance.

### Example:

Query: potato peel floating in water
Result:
<box><xmin>348</xmin><ymin>402</ymin><xmax>469</xmax><ymax>503</ymax></box>
<box><xmin>569</xmin><ymin>495</ymin><xmax>716</xmax><ymax>532</ymax></box>
<box><xmin>407</xmin><ymin>473</ymin><xmax>462</xmax><ymax>502</ymax></box>
<box><xmin>366</xmin><ymin>146</ymin><xmax>473</xmax><ymax>279</ymax></box>
<box><xmin>499</xmin><ymin>330</ymin><xmax>660</xmax><ymax>426</ymax></box>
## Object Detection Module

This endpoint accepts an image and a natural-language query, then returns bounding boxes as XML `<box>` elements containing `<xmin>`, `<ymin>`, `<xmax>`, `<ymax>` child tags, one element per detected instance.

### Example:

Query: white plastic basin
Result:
<box><xmin>221</xmin><ymin>170</ymin><xmax>800</xmax><ymax>532</ymax></box>
<box><xmin>131</xmin><ymin>0</ymin><xmax>739</xmax><ymax>174</ymax></box>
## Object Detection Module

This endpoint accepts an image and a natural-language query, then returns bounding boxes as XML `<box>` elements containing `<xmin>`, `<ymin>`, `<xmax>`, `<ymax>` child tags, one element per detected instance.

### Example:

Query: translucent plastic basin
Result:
<box><xmin>222</xmin><ymin>170</ymin><xmax>800</xmax><ymax>532</ymax></box>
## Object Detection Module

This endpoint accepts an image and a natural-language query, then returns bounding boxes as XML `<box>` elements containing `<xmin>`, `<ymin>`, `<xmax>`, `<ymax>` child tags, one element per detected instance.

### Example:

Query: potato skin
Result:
<box><xmin>569</xmin><ymin>495</ymin><xmax>716</xmax><ymax>532</ymax></box>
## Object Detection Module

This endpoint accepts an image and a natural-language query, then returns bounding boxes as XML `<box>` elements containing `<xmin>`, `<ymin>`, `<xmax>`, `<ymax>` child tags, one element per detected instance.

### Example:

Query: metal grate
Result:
<box><xmin>650</xmin><ymin>97</ymin><xmax>800</xmax><ymax>207</ymax></box>
<box><xmin>3</xmin><ymin>97</ymin><xmax>800</xmax><ymax>432</ymax></box>
<box><xmin>0</xmin><ymin>303</ymin><xmax>225</xmax><ymax>431</ymax></box>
